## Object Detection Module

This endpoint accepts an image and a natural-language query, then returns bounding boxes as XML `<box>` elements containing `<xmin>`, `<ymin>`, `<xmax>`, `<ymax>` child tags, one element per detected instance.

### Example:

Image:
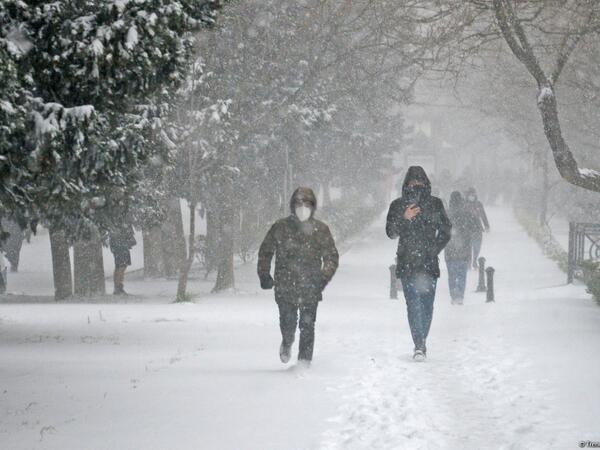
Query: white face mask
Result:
<box><xmin>295</xmin><ymin>206</ymin><xmax>312</xmax><ymax>222</ymax></box>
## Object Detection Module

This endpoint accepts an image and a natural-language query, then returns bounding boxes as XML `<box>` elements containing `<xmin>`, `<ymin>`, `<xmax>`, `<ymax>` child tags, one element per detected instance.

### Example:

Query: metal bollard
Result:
<box><xmin>476</xmin><ymin>257</ymin><xmax>486</xmax><ymax>292</ymax></box>
<box><xmin>486</xmin><ymin>267</ymin><xmax>495</xmax><ymax>303</ymax></box>
<box><xmin>389</xmin><ymin>265</ymin><xmax>398</xmax><ymax>299</ymax></box>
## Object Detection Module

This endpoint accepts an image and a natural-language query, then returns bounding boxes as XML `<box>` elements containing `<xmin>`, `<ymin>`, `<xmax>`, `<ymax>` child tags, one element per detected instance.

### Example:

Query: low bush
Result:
<box><xmin>579</xmin><ymin>260</ymin><xmax>600</xmax><ymax>304</ymax></box>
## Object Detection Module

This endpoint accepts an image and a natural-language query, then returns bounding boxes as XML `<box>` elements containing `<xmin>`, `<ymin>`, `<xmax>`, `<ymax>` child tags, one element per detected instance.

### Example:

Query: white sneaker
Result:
<box><xmin>413</xmin><ymin>350</ymin><xmax>426</xmax><ymax>362</ymax></box>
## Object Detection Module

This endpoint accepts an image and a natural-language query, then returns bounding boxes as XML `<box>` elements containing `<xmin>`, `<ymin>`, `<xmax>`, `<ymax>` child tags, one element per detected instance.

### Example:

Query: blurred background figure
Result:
<box><xmin>464</xmin><ymin>187</ymin><xmax>490</xmax><ymax>269</ymax></box>
<box><xmin>445</xmin><ymin>191</ymin><xmax>479</xmax><ymax>304</ymax></box>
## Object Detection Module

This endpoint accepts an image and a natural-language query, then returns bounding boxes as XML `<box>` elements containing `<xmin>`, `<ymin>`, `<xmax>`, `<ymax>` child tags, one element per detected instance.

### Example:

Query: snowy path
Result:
<box><xmin>1</xmin><ymin>207</ymin><xmax>600</xmax><ymax>449</ymax></box>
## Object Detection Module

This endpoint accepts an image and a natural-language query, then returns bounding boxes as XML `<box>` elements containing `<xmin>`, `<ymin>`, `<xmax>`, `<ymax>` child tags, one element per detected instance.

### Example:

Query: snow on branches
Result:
<box><xmin>0</xmin><ymin>0</ymin><xmax>225</xmax><ymax>235</ymax></box>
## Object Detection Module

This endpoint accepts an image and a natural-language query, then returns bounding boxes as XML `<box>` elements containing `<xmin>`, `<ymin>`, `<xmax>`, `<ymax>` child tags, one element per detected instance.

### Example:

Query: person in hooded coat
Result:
<box><xmin>257</xmin><ymin>187</ymin><xmax>339</xmax><ymax>366</ymax></box>
<box><xmin>445</xmin><ymin>191</ymin><xmax>479</xmax><ymax>304</ymax></box>
<box><xmin>386</xmin><ymin>166</ymin><xmax>451</xmax><ymax>360</ymax></box>
<box><xmin>109</xmin><ymin>223</ymin><xmax>136</xmax><ymax>295</ymax></box>
<box><xmin>464</xmin><ymin>187</ymin><xmax>490</xmax><ymax>269</ymax></box>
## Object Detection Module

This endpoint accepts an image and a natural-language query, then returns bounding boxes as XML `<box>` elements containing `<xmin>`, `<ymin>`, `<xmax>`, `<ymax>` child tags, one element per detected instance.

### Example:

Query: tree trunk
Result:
<box><xmin>212</xmin><ymin>178</ymin><xmax>236</xmax><ymax>293</ymax></box>
<box><xmin>204</xmin><ymin>208</ymin><xmax>217</xmax><ymax>277</ymax></box>
<box><xmin>539</xmin><ymin>151</ymin><xmax>549</xmax><ymax>226</ymax></box>
<box><xmin>161</xmin><ymin>197</ymin><xmax>186</xmax><ymax>277</ymax></box>
<box><xmin>212</xmin><ymin>206</ymin><xmax>235</xmax><ymax>292</ymax></box>
<box><xmin>536</xmin><ymin>86</ymin><xmax>600</xmax><ymax>192</ymax></box>
<box><xmin>49</xmin><ymin>228</ymin><xmax>72</xmax><ymax>300</ymax></box>
<box><xmin>143</xmin><ymin>226</ymin><xmax>163</xmax><ymax>278</ymax></box>
<box><xmin>176</xmin><ymin>201</ymin><xmax>197</xmax><ymax>302</ymax></box>
<box><xmin>74</xmin><ymin>235</ymin><xmax>105</xmax><ymax>297</ymax></box>
<box><xmin>493</xmin><ymin>0</ymin><xmax>600</xmax><ymax>193</ymax></box>
<box><xmin>2</xmin><ymin>219</ymin><xmax>24</xmax><ymax>272</ymax></box>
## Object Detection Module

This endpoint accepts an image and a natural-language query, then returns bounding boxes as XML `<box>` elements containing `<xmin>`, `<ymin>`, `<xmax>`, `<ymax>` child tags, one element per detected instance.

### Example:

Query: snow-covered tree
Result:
<box><xmin>0</xmin><ymin>25</ymin><xmax>32</xmax><ymax>233</ymax></box>
<box><xmin>185</xmin><ymin>0</ymin><xmax>428</xmax><ymax>292</ymax></box>
<box><xmin>171</xmin><ymin>59</ymin><xmax>236</xmax><ymax>300</ymax></box>
<box><xmin>422</xmin><ymin>0</ymin><xmax>600</xmax><ymax>193</ymax></box>
<box><xmin>0</xmin><ymin>0</ymin><xmax>224</xmax><ymax>298</ymax></box>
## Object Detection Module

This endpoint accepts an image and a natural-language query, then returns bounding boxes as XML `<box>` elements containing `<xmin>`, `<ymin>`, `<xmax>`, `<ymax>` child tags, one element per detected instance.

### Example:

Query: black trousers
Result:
<box><xmin>277</xmin><ymin>300</ymin><xmax>319</xmax><ymax>361</ymax></box>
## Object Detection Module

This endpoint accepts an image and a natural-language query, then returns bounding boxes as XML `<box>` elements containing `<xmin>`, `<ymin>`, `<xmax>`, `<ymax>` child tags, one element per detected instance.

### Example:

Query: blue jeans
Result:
<box><xmin>446</xmin><ymin>260</ymin><xmax>468</xmax><ymax>300</ymax></box>
<box><xmin>399</xmin><ymin>273</ymin><xmax>437</xmax><ymax>352</ymax></box>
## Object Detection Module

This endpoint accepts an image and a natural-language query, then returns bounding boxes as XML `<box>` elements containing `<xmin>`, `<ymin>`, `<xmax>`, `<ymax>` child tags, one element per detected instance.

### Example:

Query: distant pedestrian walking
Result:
<box><xmin>386</xmin><ymin>166</ymin><xmax>451</xmax><ymax>361</ymax></box>
<box><xmin>109</xmin><ymin>224</ymin><xmax>136</xmax><ymax>295</ymax></box>
<box><xmin>464</xmin><ymin>187</ymin><xmax>489</xmax><ymax>269</ymax></box>
<box><xmin>257</xmin><ymin>187</ymin><xmax>339</xmax><ymax>367</ymax></box>
<box><xmin>445</xmin><ymin>191</ymin><xmax>479</xmax><ymax>305</ymax></box>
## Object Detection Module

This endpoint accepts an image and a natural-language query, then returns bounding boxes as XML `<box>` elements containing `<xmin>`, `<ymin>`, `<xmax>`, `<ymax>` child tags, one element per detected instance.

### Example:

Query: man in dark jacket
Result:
<box><xmin>386</xmin><ymin>166</ymin><xmax>451</xmax><ymax>361</ymax></box>
<box><xmin>464</xmin><ymin>187</ymin><xmax>490</xmax><ymax>269</ymax></box>
<box><xmin>109</xmin><ymin>224</ymin><xmax>136</xmax><ymax>295</ymax></box>
<box><xmin>258</xmin><ymin>187</ymin><xmax>339</xmax><ymax>367</ymax></box>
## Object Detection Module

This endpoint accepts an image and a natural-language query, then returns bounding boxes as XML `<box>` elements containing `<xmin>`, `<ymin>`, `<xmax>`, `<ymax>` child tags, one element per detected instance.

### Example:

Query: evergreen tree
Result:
<box><xmin>0</xmin><ymin>0</ymin><xmax>224</xmax><ymax>297</ymax></box>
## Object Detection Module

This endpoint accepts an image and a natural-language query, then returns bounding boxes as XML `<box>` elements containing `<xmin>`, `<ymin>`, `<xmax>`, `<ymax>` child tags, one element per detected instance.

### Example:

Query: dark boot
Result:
<box><xmin>113</xmin><ymin>267</ymin><xmax>127</xmax><ymax>295</ymax></box>
<box><xmin>277</xmin><ymin>301</ymin><xmax>298</xmax><ymax>363</ymax></box>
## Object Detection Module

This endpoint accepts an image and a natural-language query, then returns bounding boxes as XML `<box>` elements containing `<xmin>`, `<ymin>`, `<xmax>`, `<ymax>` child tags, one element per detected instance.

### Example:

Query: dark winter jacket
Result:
<box><xmin>465</xmin><ymin>189</ymin><xmax>489</xmax><ymax>233</ymax></box>
<box><xmin>257</xmin><ymin>188</ymin><xmax>339</xmax><ymax>305</ymax></box>
<box><xmin>386</xmin><ymin>166</ymin><xmax>452</xmax><ymax>278</ymax></box>
<box><xmin>445</xmin><ymin>193</ymin><xmax>479</xmax><ymax>262</ymax></box>
<box><xmin>109</xmin><ymin>224</ymin><xmax>136</xmax><ymax>254</ymax></box>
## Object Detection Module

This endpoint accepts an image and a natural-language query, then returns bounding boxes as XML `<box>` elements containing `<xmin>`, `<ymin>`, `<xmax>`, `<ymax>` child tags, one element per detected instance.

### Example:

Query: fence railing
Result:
<box><xmin>568</xmin><ymin>222</ymin><xmax>600</xmax><ymax>283</ymax></box>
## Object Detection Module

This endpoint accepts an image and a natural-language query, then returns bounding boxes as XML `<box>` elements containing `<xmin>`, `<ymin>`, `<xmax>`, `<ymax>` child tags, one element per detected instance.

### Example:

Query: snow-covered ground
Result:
<box><xmin>1</xmin><ymin>207</ymin><xmax>599</xmax><ymax>449</ymax></box>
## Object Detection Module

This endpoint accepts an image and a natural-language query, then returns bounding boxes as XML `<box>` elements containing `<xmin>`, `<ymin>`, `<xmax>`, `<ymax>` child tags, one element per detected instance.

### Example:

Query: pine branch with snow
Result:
<box><xmin>0</xmin><ymin>0</ymin><xmax>225</xmax><ymax>237</ymax></box>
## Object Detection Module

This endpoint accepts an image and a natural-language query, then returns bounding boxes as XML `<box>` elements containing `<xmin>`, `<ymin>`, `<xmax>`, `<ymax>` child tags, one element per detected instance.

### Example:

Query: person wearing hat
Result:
<box><xmin>386</xmin><ymin>166</ymin><xmax>452</xmax><ymax>361</ymax></box>
<box><xmin>257</xmin><ymin>187</ymin><xmax>339</xmax><ymax>367</ymax></box>
<box><xmin>464</xmin><ymin>187</ymin><xmax>490</xmax><ymax>269</ymax></box>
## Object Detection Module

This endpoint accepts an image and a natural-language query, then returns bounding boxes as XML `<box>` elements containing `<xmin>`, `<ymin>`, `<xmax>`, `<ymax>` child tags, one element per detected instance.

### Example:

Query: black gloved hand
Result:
<box><xmin>259</xmin><ymin>273</ymin><xmax>274</xmax><ymax>290</ymax></box>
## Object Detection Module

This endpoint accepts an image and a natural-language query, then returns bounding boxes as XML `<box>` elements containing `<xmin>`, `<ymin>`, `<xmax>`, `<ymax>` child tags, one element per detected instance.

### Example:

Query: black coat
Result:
<box><xmin>386</xmin><ymin>195</ymin><xmax>451</xmax><ymax>278</ymax></box>
<box><xmin>257</xmin><ymin>215</ymin><xmax>339</xmax><ymax>304</ymax></box>
<box><xmin>109</xmin><ymin>225</ymin><xmax>136</xmax><ymax>254</ymax></box>
<box><xmin>386</xmin><ymin>167</ymin><xmax>451</xmax><ymax>279</ymax></box>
